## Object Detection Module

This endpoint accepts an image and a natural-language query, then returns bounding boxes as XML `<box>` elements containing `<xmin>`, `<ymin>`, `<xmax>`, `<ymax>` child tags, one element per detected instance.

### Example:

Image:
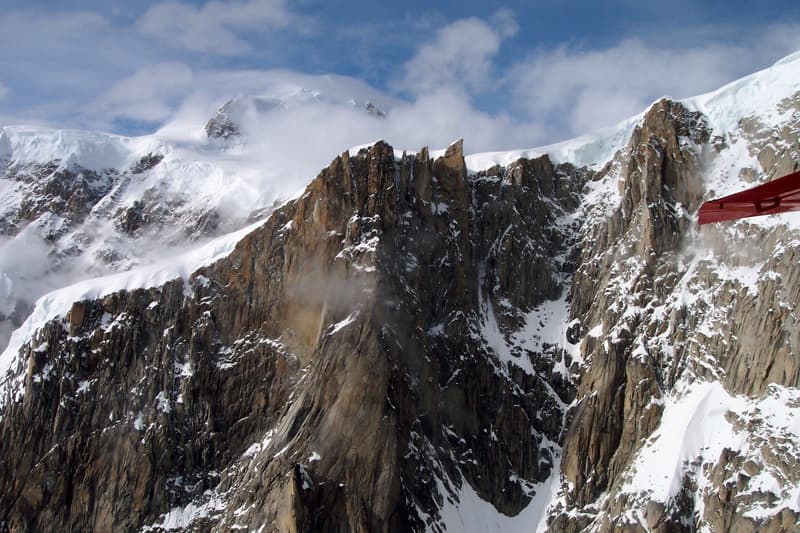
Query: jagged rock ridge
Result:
<box><xmin>0</xmin><ymin>138</ymin><xmax>586</xmax><ymax>531</ymax></box>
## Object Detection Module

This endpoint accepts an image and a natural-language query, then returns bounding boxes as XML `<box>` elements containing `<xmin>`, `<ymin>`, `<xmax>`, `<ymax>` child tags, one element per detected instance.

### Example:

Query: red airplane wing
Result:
<box><xmin>698</xmin><ymin>170</ymin><xmax>800</xmax><ymax>225</ymax></box>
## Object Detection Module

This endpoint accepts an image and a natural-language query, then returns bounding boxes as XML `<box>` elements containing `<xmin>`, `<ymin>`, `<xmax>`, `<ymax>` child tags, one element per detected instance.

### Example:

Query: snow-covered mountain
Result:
<box><xmin>0</xmin><ymin>51</ymin><xmax>799</xmax><ymax>532</ymax></box>
<box><xmin>0</xmin><ymin>82</ymin><xmax>397</xmax><ymax>354</ymax></box>
<box><xmin>0</xmin><ymin>126</ymin><xmax>263</xmax><ymax>352</ymax></box>
<box><xmin>205</xmin><ymin>90</ymin><xmax>386</xmax><ymax>139</ymax></box>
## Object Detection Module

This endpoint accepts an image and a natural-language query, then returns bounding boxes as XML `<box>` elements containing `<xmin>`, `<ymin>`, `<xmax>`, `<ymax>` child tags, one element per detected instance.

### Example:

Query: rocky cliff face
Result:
<box><xmin>560</xmin><ymin>100</ymin><xmax>712</xmax><ymax>514</ymax></box>
<box><xmin>552</xmin><ymin>97</ymin><xmax>800</xmax><ymax>532</ymax></box>
<box><xmin>1</xmin><ymin>85</ymin><xmax>799</xmax><ymax>532</ymax></box>
<box><xmin>0</xmin><ymin>138</ymin><xmax>589</xmax><ymax>531</ymax></box>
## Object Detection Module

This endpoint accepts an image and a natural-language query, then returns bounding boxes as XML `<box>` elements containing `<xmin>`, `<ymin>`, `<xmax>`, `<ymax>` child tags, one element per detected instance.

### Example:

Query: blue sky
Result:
<box><xmin>1</xmin><ymin>1</ymin><xmax>799</xmax><ymax>149</ymax></box>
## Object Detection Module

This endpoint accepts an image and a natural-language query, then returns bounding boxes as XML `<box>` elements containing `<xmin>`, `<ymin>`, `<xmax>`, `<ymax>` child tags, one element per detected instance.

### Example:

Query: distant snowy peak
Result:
<box><xmin>205</xmin><ymin>89</ymin><xmax>387</xmax><ymax>139</ymax></box>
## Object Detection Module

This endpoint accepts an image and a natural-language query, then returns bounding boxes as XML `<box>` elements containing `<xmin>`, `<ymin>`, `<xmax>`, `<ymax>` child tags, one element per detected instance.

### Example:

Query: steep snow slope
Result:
<box><xmin>0</xmin><ymin>126</ymin><xmax>267</xmax><ymax>352</ymax></box>
<box><xmin>464</xmin><ymin>113</ymin><xmax>642</xmax><ymax>172</ymax></box>
<box><xmin>0</xmin><ymin>127</ymin><xmax>162</xmax><ymax>169</ymax></box>
<box><xmin>0</xmin><ymin>217</ymin><xmax>266</xmax><ymax>408</ymax></box>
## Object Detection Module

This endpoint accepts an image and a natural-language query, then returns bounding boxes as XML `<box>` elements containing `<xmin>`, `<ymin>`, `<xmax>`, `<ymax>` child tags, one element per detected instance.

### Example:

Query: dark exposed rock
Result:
<box><xmin>561</xmin><ymin>100</ymin><xmax>711</xmax><ymax>510</ymax></box>
<box><xmin>116</xmin><ymin>200</ymin><xmax>146</xmax><ymax>235</ymax></box>
<box><xmin>740</xmin><ymin>91</ymin><xmax>800</xmax><ymax>179</ymax></box>
<box><xmin>130</xmin><ymin>153</ymin><xmax>164</xmax><ymax>175</ymax></box>
<box><xmin>0</xmin><ymin>146</ymin><xmax>236</xmax><ymax>362</ymax></box>
<box><xmin>9</xmin><ymin>163</ymin><xmax>116</xmax><ymax>235</ymax></box>
<box><xmin>365</xmin><ymin>101</ymin><xmax>387</xmax><ymax>118</ymax></box>
<box><xmin>0</xmin><ymin>140</ymin><xmax>583</xmax><ymax>531</ymax></box>
<box><xmin>205</xmin><ymin>114</ymin><xmax>239</xmax><ymax>139</ymax></box>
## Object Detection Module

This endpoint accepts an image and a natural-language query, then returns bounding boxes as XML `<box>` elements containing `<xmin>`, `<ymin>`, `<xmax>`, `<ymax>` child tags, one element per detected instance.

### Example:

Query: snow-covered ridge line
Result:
<box><xmin>3</xmin><ymin>49</ymin><xmax>798</xmax><ymax>364</ymax></box>
<box><xmin>462</xmin><ymin>49</ymin><xmax>800</xmax><ymax>174</ymax></box>
<box><xmin>0</xmin><ymin>217</ymin><xmax>267</xmax><ymax>375</ymax></box>
<box><xmin>348</xmin><ymin>112</ymin><xmax>639</xmax><ymax>174</ymax></box>
<box><xmin>0</xmin><ymin>126</ymin><xmax>166</xmax><ymax>171</ymax></box>
<box><xmin>5</xmin><ymin>48</ymin><xmax>798</xmax><ymax>187</ymax></box>
<box><xmin>685</xmin><ymin>49</ymin><xmax>800</xmax><ymax>134</ymax></box>
<box><xmin>464</xmin><ymin>113</ymin><xmax>642</xmax><ymax>172</ymax></box>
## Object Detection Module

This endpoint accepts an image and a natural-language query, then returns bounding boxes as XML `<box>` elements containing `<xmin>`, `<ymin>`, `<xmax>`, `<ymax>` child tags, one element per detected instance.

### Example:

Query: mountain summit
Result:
<box><xmin>0</xmin><ymin>52</ymin><xmax>799</xmax><ymax>532</ymax></box>
<box><xmin>205</xmin><ymin>91</ymin><xmax>387</xmax><ymax>139</ymax></box>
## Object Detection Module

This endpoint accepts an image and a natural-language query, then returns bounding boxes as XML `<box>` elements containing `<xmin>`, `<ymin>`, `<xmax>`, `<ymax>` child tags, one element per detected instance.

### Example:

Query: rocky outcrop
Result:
<box><xmin>740</xmin><ymin>91</ymin><xmax>800</xmax><ymax>179</ymax></box>
<box><xmin>0</xmin><ymin>151</ymin><xmax>230</xmax><ymax>250</ymax></box>
<box><xmin>0</xmin><ymin>139</ymin><xmax>585</xmax><ymax>531</ymax></box>
<box><xmin>4</xmin><ymin>162</ymin><xmax>114</xmax><ymax>240</ymax></box>
<box><xmin>561</xmin><ymin>100</ymin><xmax>711</xmax><ymax>512</ymax></box>
<box><xmin>552</xmin><ymin>97</ymin><xmax>800</xmax><ymax>531</ymax></box>
<box><xmin>205</xmin><ymin>109</ymin><xmax>240</xmax><ymax>139</ymax></box>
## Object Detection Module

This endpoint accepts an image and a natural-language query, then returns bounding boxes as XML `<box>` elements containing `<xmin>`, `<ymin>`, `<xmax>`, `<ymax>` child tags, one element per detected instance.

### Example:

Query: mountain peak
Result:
<box><xmin>204</xmin><ymin>90</ymin><xmax>388</xmax><ymax>139</ymax></box>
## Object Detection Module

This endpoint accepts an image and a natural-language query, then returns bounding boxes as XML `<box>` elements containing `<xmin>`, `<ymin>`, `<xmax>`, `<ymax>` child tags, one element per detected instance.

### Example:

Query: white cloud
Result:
<box><xmin>508</xmin><ymin>31</ymin><xmax>800</xmax><ymax>138</ymax></box>
<box><xmin>0</xmin><ymin>82</ymin><xmax>8</xmax><ymax>100</ymax></box>
<box><xmin>386</xmin><ymin>88</ymin><xmax>542</xmax><ymax>152</ymax></box>
<box><xmin>0</xmin><ymin>9</ymin><xmax>109</xmax><ymax>45</ymax></box>
<box><xmin>147</xmin><ymin>69</ymin><xmax>545</xmax><ymax>198</ymax></box>
<box><xmin>0</xmin><ymin>10</ymin><xmax>136</xmax><ymax>89</ymax></box>
<box><xmin>0</xmin><ymin>9</ymin><xmax>162</xmax><ymax>129</ymax></box>
<box><xmin>93</xmin><ymin>63</ymin><xmax>194</xmax><ymax>123</ymax></box>
<box><xmin>151</xmin><ymin>81</ymin><xmax>541</xmax><ymax>207</ymax></box>
<box><xmin>400</xmin><ymin>14</ymin><xmax>512</xmax><ymax>96</ymax></box>
<box><xmin>2</xmin><ymin>4</ymin><xmax>797</xmax><ymax>160</ymax></box>
<box><xmin>101</xmin><ymin>65</ymin><xmax>402</xmax><ymax>135</ymax></box>
<box><xmin>136</xmin><ymin>0</ymin><xmax>300</xmax><ymax>55</ymax></box>
<box><xmin>490</xmin><ymin>8</ymin><xmax>519</xmax><ymax>39</ymax></box>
